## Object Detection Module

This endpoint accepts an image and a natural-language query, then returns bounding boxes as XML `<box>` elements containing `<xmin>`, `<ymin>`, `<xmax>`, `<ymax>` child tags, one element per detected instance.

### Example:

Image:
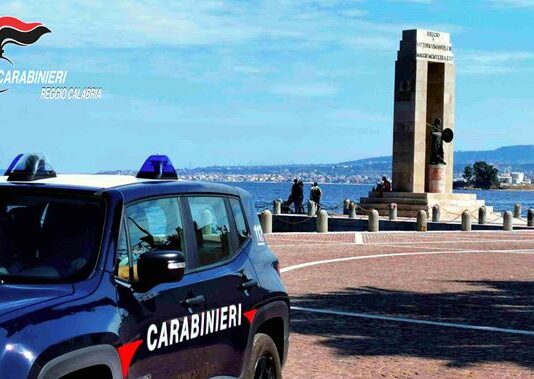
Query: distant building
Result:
<box><xmin>511</xmin><ymin>172</ymin><xmax>525</xmax><ymax>184</ymax></box>
<box><xmin>498</xmin><ymin>174</ymin><xmax>513</xmax><ymax>185</ymax></box>
<box><xmin>498</xmin><ymin>172</ymin><xmax>529</xmax><ymax>186</ymax></box>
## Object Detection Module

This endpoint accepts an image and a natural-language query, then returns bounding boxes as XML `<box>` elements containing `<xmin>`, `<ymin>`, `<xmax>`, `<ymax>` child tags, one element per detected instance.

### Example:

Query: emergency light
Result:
<box><xmin>5</xmin><ymin>153</ymin><xmax>57</xmax><ymax>182</ymax></box>
<box><xmin>4</xmin><ymin>153</ymin><xmax>23</xmax><ymax>175</ymax></box>
<box><xmin>136</xmin><ymin>155</ymin><xmax>178</xmax><ymax>180</ymax></box>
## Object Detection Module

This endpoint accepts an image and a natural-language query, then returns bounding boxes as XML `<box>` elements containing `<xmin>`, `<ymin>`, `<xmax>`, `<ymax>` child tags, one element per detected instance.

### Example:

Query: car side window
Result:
<box><xmin>187</xmin><ymin>196</ymin><xmax>234</xmax><ymax>268</ymax></box>
<box><xmin>124</xmin><ymin>197</ymin><xmax>185</xmax><ymax>281</ymax></box>
<box><xmin>230</xmin><ymin>198</ymin><xmax>249</xmax><ymax>246</ymax></box>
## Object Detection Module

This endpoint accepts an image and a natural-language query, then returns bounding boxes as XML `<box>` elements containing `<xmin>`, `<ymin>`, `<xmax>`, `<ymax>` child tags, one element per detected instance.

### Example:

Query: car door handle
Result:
<box><xmin>183</xmin><ymin>295</ymin><xmax>206</xmax><ymax>307</ymax></box>
<box><xmin>239</xmin><ymin>279</ymin><xmax>257</xmax><ymax>290</ymax></box>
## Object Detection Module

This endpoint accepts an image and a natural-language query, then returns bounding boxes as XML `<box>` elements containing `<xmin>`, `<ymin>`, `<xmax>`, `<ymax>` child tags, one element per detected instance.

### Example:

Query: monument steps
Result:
<box><xmin>360</xmin><ymin>195</ymin><xmax>486</xmax><ymax>209</ymax></box>
<box><xmin>378</xmin><ymin>192</ymin><xmax>477</xmax><ymax>201</ymax></box>
<box><xmin>360</xmin><ymin>197</ymin><xmax>429</xmax><ymax>206</ymax></box>
<box><xmin>359</xmin><ymin>202</ymin><xmax>431</xmax><ymax>211</ymax></box>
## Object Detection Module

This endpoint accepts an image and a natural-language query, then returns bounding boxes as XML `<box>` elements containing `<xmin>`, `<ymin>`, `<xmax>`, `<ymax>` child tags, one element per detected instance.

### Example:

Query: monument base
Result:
<box><xmin>359</xmin><ymin>191</ymin><xmax>490</xmax><ymax>220</ymax></box>
<box><xmin>427</xmin><ymin>164</ymin><xmax>446</xmax><ymax>193</ymax></box>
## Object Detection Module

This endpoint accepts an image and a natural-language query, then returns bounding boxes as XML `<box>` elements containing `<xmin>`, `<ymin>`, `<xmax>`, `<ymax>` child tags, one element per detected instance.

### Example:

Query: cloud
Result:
<box><xmin>270</xmin><ymin>83</ymin><xmax>338</xmax><ymax>97</ymax></box>
<box><xmin>327</xmin><ymin>109</ymin><xmax>390</xmax><ymax>123</ymax></box>
<box><xmin>0</xmin><ymin>0</ymin><xmax>437</xmax><ymax>52</ymax></box>
<box><xmin>0</xmin><ymin>1</ymin><xmax>351</xmax><ymax>48</ymax></box>
<box><xmin>390</xmin><ymin>0</ymin><xmax>434</xmax><ymax>3</ymax></box>
<box><xmin>458</xmin><ymin>50</ymin><xmax>534</xmax><ymax>75</ymax></box>
<box><xmin>488</xmin><ymin>0</ymin><xmax>534</xmax><ymax>9</ymax></box>
<box><xmin>232</xmin><ymin>64</ymin><xmax>270</xmax><ymax>75</ymax></box>
<box><xmin>340</xmin><ymin>9</ymin><xmax>368</xmax><ymax>18</ymax></box>
<box><xmin>345</xmin><ymin>36</ymin><xmax>397</xmax><ymax>51</ymax></box>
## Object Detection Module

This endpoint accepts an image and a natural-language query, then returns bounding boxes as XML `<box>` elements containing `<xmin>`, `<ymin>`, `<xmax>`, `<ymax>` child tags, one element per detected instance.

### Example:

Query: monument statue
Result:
<box><xmin>430</xmin><ymin>118</ymin><xmax>445</xmax><ymax>165</ymax></box>
<box><xmin>429</xmin><ymin>117</ymin><xmax>454</xmax><ymax>166</ymax></box>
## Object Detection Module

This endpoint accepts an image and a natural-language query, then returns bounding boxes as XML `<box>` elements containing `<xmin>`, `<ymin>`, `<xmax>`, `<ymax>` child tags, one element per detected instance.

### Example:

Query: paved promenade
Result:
<box><xmin>267</xmin><ymin>231</ymin><xmax>534</xmax><ymax>378</ymax></box>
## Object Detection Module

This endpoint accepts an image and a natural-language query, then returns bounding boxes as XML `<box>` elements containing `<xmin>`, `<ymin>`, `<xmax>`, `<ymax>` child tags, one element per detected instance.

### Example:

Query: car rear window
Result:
<box><xmin>0</xmin><ymin>190</ymin><xmax>105</xmax><ymax>283</ymax></box>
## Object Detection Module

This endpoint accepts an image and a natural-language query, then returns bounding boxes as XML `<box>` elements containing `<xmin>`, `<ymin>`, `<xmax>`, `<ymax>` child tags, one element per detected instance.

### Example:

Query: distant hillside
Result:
<box><xmin>339</xmin><ymin>145</ymin><xmax>534</xmax><ymax>174</ymax></box>
<box><xmin>98</xmin><ymin>145</ymin><xmax>534</xmax><ymax>183</ymax></box>
<box><xmin>341</xmin><ymin>145</ymin><xmax>534</xmax><ymax>166</ymax></box>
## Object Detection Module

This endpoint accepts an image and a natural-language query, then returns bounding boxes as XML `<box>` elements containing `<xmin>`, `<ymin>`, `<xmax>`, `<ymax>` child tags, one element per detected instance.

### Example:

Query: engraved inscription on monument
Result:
<box><xmin>416</xmin><ymin>30</ymin><xmax>454</xmax><ymax>63</ymax></box>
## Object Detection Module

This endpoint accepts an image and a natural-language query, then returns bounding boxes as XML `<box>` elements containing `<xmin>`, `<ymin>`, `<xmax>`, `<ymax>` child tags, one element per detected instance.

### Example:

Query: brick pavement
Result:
<box><xmin>269</xmin><ymin>231</ymin><xmax>534</xmax><ymax>378</ymax></box>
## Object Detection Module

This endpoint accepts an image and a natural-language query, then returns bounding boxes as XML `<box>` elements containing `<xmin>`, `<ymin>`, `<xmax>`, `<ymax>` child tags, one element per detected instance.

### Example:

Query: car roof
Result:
<box><xmin>0</xmin><ymin>174</ymin><xmax>147</xmax><ymax>189</ymax></box>
<box><xmin>0</xmin><ymin>174</ymin><xmax>241</xmax><ymax>203</ymax></box>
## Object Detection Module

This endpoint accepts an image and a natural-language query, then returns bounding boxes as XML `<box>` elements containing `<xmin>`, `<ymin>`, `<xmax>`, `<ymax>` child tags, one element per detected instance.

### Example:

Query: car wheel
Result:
<box><xmin>245</xmin><ymin>333</ymin><xmax>282</xmax><ymax>379</ymax></box>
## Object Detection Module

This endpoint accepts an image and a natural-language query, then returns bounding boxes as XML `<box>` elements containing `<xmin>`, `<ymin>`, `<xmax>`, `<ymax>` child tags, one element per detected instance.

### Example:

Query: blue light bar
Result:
<box><xmin>4</xmin><ymin>153</ymin><xmax>23</xmax><ymax>176</ymax></box>
<box><xmin>136</xmin><ymin>155</ymin><xmax>178</xmax><ymax>180</ymax></box>
<box><xmin>6</xmin><ymin>153</ymin><xmax>57</xmax><ymax>182</ymax></box>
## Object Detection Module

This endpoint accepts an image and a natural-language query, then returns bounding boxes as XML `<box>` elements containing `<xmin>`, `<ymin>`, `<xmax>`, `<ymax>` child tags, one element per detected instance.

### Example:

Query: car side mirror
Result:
<box><xmin>137</xmin><ymin>250</ymin><xmax>186</xmax><ymax>290</ymax></box>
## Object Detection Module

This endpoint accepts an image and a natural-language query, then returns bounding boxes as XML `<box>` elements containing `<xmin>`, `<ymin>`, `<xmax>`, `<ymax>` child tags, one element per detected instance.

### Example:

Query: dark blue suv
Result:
<box><xmin>0</xmin><ymin>154</ymin><xmax>289</xmax><ymax>379</ymax></box>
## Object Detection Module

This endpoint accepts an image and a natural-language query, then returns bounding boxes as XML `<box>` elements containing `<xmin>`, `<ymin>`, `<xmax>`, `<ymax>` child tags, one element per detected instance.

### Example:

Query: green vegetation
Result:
<box><xmin>463</xmin><ymin>161</ymin><xmax>500</xmax><ymax>189</ymax></box>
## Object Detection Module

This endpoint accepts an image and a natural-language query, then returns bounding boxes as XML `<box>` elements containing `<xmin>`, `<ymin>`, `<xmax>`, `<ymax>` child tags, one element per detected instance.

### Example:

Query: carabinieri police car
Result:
<box><xmin>0</xmin><ymin>153</ymin><xmax>289</xmax><ymax>379</ymax></box>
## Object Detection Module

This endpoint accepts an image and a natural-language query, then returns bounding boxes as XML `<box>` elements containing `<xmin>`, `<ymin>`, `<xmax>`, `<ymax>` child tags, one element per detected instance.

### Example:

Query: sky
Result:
<box><xmin>1</xmin><ymin>0</ymin><xmax>533</xmax><ymax>172</ymax></box>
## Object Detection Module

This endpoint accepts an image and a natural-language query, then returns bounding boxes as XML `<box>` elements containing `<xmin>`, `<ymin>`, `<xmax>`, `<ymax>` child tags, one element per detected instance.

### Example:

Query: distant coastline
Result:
<box><xmin>96</xmin><ymin>144</ymin><xmax>533</xmax><ymax>186</ymax></box>
<box><xmin>497</xmin><ymin>185</ymin><xmax>534</xmax><ymax>191</ymax></box>
<box><xmin>458</xmin><ymin>185</ymin><xmax>534</xmax><ymax>191</ymax></box>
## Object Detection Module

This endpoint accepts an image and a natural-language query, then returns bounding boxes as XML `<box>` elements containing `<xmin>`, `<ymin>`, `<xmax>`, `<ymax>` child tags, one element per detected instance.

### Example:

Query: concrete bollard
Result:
<box><xmin>349</xmin><ymin>202</ymin><xmax>357</xmax><ymax>219</ymax></box>
<box><xmin>343</xmin><ymin>199</ymin><xmax>351</xmax><ymax>215</ymax></box>
<box><xmin>417</xmin><ymin>210</ymin><xmax>427</xmax><ymax>232</ymax></box>
<box><xmin>528</xmin><ymin>208</ymin><xmax>534</xmax><ymax>227</ymax></box>
<box><xmin>478</xmin><ymin>206</ymin><xmax>487</xmax><ymax>225</ymax></box>
<box><xmin>389</xmin><ymin>203</ymin><xmax>397</xmax><ymax>221</ymax></box>
<box><xmin>260</xmin><ymin>210</ymin><xmax>272</xmax><ymax>234</ymax></box>
<box><xmin>368</xmin><ymin>209</ymin><xmax>379</xmax><ymax>232</ymax></box>
<box><xmin>307</xmin><ymin>200</ymin><xmax>316</xmax><ymax>216</ymax></box>
<box><xmin>514</xmin><ymin>203</ymin><xmax>521</xmax><ymax>218</ymax></box>
<box><xmin>273</xmin><ymin>199</ymin><xmax>282</xmax><ymax>215</ymax></box>
<box><xmin>462</xmin><ymin>211</ymin><xmax>472</xmax><ymax>231</ymax></box>
<box><xmin>432</xmin><ymin>204</ymin><xmax>440</xmax><ymax>222</ymax></box>
<box><xmin>317</xmin><ymin>210</ymin><xmax>328</xmax><ymax>233</ymax></box>
<box><xmin>503</xmin><ymin>211</ymin><xmax>513</xmax><ymax>231</ymax></box>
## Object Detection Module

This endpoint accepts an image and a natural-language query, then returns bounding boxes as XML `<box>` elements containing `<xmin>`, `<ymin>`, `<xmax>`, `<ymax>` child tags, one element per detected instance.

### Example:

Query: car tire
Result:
<box><xmin>244</xmin><ymin>333</ymin><xmax>282</xmax><ymax>379</ymax></box>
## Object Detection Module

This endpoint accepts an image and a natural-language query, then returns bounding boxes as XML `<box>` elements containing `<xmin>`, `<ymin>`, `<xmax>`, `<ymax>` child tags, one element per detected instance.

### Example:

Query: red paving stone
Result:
<box><xmin>269</xmin><ymin>231</ymin><xmax>534</xmax><ymax>378</ymax></box>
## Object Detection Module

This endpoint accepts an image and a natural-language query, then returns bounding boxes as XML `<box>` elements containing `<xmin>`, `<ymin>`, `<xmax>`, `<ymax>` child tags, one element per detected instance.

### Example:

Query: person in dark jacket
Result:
<box><xmin>290</xmin><ymin>179</ymin><xmax>304</xmax><ymax>214</ymax></box>
<box><xmin>374</xmin><ymin>176</ymin><xmax>392</xmax><ymax>197</ymax></box>
<box><xmin>296</xmin><ymin>180</ymin><xmax>305</xmax><ymax>214</ymax></box>
<box><xmin>310</xmin><ymin>182</ymin><xmax>322</xmax><ymax>212</ymax></box>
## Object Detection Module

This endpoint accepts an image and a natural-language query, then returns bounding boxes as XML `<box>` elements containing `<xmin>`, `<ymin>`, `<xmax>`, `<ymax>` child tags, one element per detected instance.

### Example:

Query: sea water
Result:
<box><xmin>224</xmin><ymin>182</ymin><xmax>534</xmax><ymax>216</ymax></box>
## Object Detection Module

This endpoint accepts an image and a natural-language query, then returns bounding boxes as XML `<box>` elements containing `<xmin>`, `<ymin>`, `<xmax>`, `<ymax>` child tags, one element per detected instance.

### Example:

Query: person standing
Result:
<box><xmin>296</xmin><ymin>180</ymin><xmax>305</xmax><ymax>214</ymax></box>
<box><xmin>290</xmin><ymin>179</ymin><xmax>300</xmax><ymax>214</ymax></box>
<box><xmin>310</xmin><ymin>182</ymin><xmax>322</xmax><ymax>212</ymax></box>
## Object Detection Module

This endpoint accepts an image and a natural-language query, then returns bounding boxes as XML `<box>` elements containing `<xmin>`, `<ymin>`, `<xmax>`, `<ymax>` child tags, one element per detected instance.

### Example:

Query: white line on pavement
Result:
<box><xmin>271</xmin><ymin>238</ymin><xmax>534</xmax><ymax>248</ymax></box>
<box><xmin>368</xmin><ymin>238</ymin><xmax>534</xmax><ymax>246</ymax></box>
<box><xmin>292</xmin><ymin>306</ymin><xmax>534</xmax><ymax>336</ymax></box>
<box><xmin>280</xmin><ymin>249</ymin><xmax>534</xmax><ymax>273</ymax></box>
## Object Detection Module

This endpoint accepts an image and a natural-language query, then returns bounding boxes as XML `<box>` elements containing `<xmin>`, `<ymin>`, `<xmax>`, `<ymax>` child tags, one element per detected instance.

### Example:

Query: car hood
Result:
<box><xmin>0</xmin><ymin>283</ymin><xmax>74</xmax><ymax>317</ymax></box>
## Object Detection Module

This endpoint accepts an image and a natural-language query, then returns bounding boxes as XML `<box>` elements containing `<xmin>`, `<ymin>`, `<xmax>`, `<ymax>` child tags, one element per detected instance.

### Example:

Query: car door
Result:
<box><xmin>182</xmin><ymin>195</ymin><xmax>262</xmax><ymax>377</ymax></box>
<box><xmin>115</xmin><ymin>196</ymin><xmax>213</xmax><ymax>379</ymax></box>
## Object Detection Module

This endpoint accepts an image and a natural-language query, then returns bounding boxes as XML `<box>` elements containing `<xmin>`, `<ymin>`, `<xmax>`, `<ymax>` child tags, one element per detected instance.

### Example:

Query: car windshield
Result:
<box><xmin>0</xmin><ymin>190</ymin><xmax>105</xmax><ymax>284</ymax></box>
